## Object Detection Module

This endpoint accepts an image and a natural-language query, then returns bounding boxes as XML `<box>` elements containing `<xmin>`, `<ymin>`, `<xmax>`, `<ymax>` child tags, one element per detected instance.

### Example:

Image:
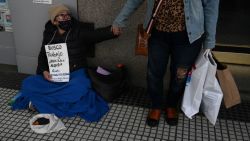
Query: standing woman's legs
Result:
<box><xmin>165</xmin><ymin>31</ymin><xmax>203</xmax><ymax>125</ymax></box>
<box><xmin>146</xmin><ymin>29</ymin><xmax>170</xmax><ymax>127</ymax></box>
<box><xmin>147</xmin><ymin>30</ymin><xmax>170</xmax><ymax>109</ymax></box>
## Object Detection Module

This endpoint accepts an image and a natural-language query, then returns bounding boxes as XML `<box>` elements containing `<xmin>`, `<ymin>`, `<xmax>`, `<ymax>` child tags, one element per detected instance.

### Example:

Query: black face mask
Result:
<box><xmin>58</xmin><ymin>20</ymin><xmax>72</xmax><ymax>31</ymax></box>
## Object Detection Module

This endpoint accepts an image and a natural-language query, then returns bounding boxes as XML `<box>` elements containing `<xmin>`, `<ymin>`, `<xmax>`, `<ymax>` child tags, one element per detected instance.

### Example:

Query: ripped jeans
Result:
<box><xmin>147</xmin><ymin>29</ymin><xmax>203</xmax><ymax>109</ymax></box>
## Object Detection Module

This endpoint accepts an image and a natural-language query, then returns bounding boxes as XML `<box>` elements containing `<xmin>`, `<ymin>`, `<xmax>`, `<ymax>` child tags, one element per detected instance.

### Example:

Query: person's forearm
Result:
<box><xmin>113</xmin><ymin>0</ymin><xmax>145</xmax><ymax>27</ymax></box>
<box><xmin>92</xmin><ymin>26</ymin><xmax>118</xmax><ymax>43</ymax></box>
<box><xmin>202</xmin><ymin>0</ymin><xmax>220</xmax><ymax>49</ymax></box>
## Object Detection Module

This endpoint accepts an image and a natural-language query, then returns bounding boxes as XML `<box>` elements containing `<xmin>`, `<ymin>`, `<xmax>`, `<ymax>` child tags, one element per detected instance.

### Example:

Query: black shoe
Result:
<box><xmin>165</xmin><ymin>108</ymin><xmax>178</xmax><ymax>126</ymax></box>
<box><xmin>146</xmin><ymin>109</ymin><xmax>161</xmax><ymax>127</ymax></box>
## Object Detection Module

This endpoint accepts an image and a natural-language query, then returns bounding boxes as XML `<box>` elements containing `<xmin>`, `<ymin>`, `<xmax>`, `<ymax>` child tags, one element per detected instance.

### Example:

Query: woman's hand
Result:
<box><xmin>43</xmin><ymin>71</ymin><xmax>52</xmax><ymax>81</ymax></box>
<box><xmin>111</xmin><ymin>26</ymin><xmax>122</xmax><ymax>36</ymax></box>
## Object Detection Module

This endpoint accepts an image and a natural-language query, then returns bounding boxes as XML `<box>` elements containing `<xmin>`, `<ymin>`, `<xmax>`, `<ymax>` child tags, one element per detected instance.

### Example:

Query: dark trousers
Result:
<box><xmin>147</xmin><ymin>29</ymin><xmax>202</xmax><ymax>109</ymax></box>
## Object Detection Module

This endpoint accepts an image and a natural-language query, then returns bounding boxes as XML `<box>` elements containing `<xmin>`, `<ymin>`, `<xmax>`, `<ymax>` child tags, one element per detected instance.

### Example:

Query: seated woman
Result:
<box><xmin>11</xmin><ymin>4</ymin><xmax>118</xmax><ymax>122</ymax></box>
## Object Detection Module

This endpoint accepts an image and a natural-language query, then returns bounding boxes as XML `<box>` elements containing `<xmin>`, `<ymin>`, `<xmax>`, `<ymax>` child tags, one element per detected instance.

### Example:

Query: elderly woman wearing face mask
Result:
<box><xmin>11</xmin><ymin>4</ymin><xmax>118</xmax><ymax>122</ymax></box>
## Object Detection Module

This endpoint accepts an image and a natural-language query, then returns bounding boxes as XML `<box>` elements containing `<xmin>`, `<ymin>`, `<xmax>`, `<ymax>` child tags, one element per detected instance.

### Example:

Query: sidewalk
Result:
<box><xmin>0</xmin><ymin>71</ymin><xmax>249</xmax><ymax>141</ymax></box>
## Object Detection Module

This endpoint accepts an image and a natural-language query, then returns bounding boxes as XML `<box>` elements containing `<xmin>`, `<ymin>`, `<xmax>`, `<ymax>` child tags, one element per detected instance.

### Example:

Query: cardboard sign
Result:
<box><xmin>45</xmin><ymin>43</ymin><xmax>70</xmax><ymax>82</ymax></box>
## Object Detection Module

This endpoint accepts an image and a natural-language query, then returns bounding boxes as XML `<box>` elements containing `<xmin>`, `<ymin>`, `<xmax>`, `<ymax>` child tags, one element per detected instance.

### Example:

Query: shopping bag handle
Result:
<box><xmin>203</xmin><ymin>49</ymin><xmax>211</xmax><ymax>56</ymax></box>
<box><xmin>203</xmin><ymin>49</ymin><xmax>216</xmax><ymax>66</ymax></box>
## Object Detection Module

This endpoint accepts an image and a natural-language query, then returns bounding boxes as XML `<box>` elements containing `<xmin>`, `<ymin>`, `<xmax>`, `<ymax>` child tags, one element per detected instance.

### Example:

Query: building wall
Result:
<box><xmin>0</xmin><ymin>32</ymin><xmax>16</xmax><ymax>65</ymax></box>
<box><xmin>4</xmin><ymin>0</ymin><xmax>249</xmax><ymax>94</ymax></box>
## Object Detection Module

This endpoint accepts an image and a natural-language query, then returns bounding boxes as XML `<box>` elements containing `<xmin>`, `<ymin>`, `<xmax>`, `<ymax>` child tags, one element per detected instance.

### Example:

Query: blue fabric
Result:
<box><xmin>12</xmin><ymin>69</ymin><xmax>109</xmax><ymax>122</ymax></box>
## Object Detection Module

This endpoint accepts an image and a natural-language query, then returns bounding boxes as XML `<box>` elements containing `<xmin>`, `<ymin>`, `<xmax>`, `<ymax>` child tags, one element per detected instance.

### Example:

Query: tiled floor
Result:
<box><xmin>0</xmin><ymin>72</ymin><xmax>250</xmax><ymax>140</ymax></box>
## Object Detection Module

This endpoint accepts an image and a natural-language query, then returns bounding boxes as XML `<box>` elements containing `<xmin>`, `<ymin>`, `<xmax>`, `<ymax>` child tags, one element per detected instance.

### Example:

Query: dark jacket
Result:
<box><xmin>36</xmin><ymin>18</ymin><xmax>117</xmax><ymax>74</ymax></box>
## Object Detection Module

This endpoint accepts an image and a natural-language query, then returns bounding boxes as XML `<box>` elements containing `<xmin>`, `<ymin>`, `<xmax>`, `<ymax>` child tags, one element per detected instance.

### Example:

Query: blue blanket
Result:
<box><xmin>12</xmin><ymin>69</ymin><xmax>109</xmax><ymax>122</ymax></box>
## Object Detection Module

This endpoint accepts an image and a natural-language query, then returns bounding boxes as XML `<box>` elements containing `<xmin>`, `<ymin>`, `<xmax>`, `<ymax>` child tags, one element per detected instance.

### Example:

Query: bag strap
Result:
<box><xmin>146</xmin><ymin>0</ymin><xmax>164</xmax><ymax>34</ymax></box>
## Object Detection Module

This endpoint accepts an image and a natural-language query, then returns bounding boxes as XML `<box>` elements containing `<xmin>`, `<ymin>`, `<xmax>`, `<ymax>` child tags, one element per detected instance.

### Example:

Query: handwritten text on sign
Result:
<box><xmin>45</xmin><ymin>43</ymin><xmax>70</xmax><ymax>82</ymax></box>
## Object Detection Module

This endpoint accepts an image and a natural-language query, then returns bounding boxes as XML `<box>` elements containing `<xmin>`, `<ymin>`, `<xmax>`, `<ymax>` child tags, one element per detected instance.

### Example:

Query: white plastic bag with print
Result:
<box><xmin>181</xmin><ymin>49</ymin><xmax>210</xmax><ymax>119</ymax></box>
<box><xmin>200</xmin><ymin>52</ymin><xmax>223</xmax><ymax>125</ymax></box>
<box><xmin>30</xmin><ymin>114</ymin><xmax>66</xmax><ymax>134</ymax></box>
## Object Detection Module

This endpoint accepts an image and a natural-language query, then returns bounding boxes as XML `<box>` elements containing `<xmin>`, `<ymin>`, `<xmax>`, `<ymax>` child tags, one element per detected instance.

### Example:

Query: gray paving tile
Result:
<box><xmin>0</xmin><ymin>81</ymin><xmax>250</xmax><ymax>141</ymax></box>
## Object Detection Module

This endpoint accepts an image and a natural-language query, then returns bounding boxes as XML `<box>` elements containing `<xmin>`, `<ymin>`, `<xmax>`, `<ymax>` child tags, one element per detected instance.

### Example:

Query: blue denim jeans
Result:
<box><xmin>147</xmin><ymin>29</ymin><xmax>203</xmax><ymax>109</ymax></box>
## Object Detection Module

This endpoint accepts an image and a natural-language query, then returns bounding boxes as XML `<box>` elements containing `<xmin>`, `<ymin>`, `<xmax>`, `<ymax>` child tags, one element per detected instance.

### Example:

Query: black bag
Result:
<box><xmin>87</xmin><ymin>65</ymin><xmax>127</xmax><ymax>102</ymax></box>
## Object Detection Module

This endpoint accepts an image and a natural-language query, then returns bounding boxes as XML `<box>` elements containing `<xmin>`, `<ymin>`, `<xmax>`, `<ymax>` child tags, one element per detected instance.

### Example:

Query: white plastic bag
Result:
<box><xmin>201</xmin><ymin>52</ymin><xmax>223</xmax><ymax>125</ymax></box>
<box><xmin>181</xmin><ymin>49</ymin><xmax>210</xmax><ymax>119</ymax></box>
<box><xmin>30</xmin><ymin>114</ymin><xmax>66</xmax><ymax>134</ymax></box>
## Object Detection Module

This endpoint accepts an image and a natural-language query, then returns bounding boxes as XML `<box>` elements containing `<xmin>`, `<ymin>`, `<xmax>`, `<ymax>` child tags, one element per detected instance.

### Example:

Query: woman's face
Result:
<box><xmin>53</xmin><ymin>11</ymin><xmax>71</xmax><ymax>25</ymax></box>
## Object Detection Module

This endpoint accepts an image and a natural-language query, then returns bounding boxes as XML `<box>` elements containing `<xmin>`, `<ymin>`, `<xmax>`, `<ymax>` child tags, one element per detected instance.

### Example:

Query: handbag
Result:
<box><xmin>213</xmin><ymin>55</ymin><xmax>241</xmax><ymax>108</ymax></box>
<box><xmin>135</xmin><ymin>0</ymin><xmax>163</xmax><ymax>56</ymax></box>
